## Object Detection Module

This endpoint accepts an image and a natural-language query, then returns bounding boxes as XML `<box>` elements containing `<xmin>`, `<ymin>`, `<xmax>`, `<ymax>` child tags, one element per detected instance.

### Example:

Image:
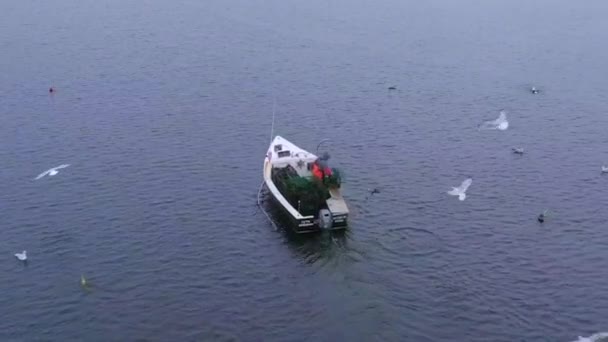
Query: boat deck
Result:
<box><xmin>327</xmin><ymin>188</ymin><xmax>349</xmax><ymax>215</ymax></box>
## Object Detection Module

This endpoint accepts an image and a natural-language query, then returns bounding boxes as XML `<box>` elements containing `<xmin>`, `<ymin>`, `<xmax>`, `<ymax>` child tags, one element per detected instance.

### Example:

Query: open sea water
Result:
<box><xmin>1</xmin><ymin>0</ymin><xmax>608</xmax><ymax>341</ymax></box>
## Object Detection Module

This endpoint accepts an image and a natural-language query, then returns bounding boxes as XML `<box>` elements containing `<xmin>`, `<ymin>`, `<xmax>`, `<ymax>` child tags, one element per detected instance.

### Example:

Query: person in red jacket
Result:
<box><xmin>312</xmin><ymin>161</ymin><xmax>323</xmax><ymax>180</ymax></box>
<box><xmin>312</xmin><ymin>159</ymin><xmax>332</xmax><ymax>181</ymax></box>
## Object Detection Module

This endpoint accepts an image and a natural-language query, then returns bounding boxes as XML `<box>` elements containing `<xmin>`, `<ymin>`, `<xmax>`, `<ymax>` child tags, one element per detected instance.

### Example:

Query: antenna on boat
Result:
<box><xmin>269</xmin><ymin>98</ymin><xmax>277</xmax><ymax>143</ymax></box>
<box><xmin>316</xmin><ymin>139</ymin><xmax>332</xmax><ymax>156</ymax></box>
<box><xmin>256</xmin><ymin>97</ymin><xmax>281</xmax><ymax>232</ymax></box>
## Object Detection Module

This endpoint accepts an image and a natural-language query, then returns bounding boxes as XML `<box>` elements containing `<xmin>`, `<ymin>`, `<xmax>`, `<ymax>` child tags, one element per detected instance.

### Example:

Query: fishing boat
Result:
<box><xmin>263</xmin><ymin>136</ymin><xmax>349</xmax><ymax>233</ymax></box>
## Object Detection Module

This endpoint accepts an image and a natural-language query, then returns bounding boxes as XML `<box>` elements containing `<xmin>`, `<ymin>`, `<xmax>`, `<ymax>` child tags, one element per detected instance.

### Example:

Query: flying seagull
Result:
<box><xmin>35</xmin><ymin>164</ymin><xmax>70</xmax><ymax>180</ymax></box>
<box><xmin>479</xmin><ymin>111</ymin><xmax>509</xmax><ymax>131</ymax></box>
<box><xmin>512</xmin><ymin>147</ymin><xmax>525</xmax><ymax>155</ymax></box>
<box><xmin>447</xmin><ymin>178</ymin><xmax>472</xmax><ymax>201</ymax></box>
<box><xmin>573</xmin><ymin>332</ymin><xmax>608</xmax><ymax>342</ymax></box>
<box><xmin>15</xmin><ymin>250</ymin><xmax>27</xmax><ymax>261</ymax></box>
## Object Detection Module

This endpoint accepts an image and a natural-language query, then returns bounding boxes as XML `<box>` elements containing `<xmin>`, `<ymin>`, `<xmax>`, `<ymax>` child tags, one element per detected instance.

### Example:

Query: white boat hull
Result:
<box><xmin>264</xmin><ymin>158</ymin><xmax>317</xmax><ymax>232</ymax></box>
<box><xmin>263</xmin><ymin>136</ymin><xmax>349</xmax><ymax>233</ymax></box>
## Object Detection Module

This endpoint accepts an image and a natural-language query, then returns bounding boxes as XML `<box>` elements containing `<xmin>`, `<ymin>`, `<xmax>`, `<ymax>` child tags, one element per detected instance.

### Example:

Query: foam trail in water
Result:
<box><xmin>479</xmin><ymin>110</ymin><xmax>509</xmax><ymax>131</ymax></box>
<box><xmin>572</xmin><ymin>332</ymin><xmax>608</xmax><ymax>342</ymax></box>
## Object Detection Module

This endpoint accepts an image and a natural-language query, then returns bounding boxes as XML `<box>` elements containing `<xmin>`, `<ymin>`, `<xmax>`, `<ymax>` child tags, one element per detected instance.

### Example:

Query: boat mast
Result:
<box><xmin>269</xmin><ymin>98</ymin><xmax>276</xmax><ymax>143</ymax></box>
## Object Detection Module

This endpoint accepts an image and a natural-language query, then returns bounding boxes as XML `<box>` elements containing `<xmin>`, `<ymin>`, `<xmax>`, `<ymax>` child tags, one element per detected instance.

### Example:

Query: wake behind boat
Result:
<box><xmin>263</xmin><ymin>136</ymin><xmax>349</xmax><ymax>233</ymax></box>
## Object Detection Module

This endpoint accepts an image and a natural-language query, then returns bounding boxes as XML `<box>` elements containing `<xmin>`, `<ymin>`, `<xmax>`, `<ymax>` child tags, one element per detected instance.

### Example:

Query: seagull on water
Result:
<box><xmin>512</xmin><ymin>147</ymin><xmax>525</xmax><ymax>155</ymax></box>
<box><xmin>15</xmin><ymin>250</ymin><xmax>27</xmax><ymax>261</ymax></box>
<box><xmin>530</xmin><ymin>87</ymin><xmax>540</xmax><ymax>94</ymax></box>
<box><xmin>479</xmin><ymin>111</ymin><xmax>509</xmax><ymax>131</ymax></box>
<box><xmin>602</xmin><ymin>165</ymin><xmax>608</xmax><ymax>173</ymax></box>
<box><xmin>35</xmin><ymin>164</ymin><xmax>70</xmax><ymax>180</ymax></box>
<box><xmin>447</xmin><ymin>178</ymin><xmax>472</xmax><ymax>201</ymax></box>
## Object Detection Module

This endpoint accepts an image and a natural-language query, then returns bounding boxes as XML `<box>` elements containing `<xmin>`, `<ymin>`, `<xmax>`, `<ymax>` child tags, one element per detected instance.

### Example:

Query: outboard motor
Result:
<box><xmin>319</xmin><ymin>209</ymin><xmax>333</xmax><ymax>229</ymax></box>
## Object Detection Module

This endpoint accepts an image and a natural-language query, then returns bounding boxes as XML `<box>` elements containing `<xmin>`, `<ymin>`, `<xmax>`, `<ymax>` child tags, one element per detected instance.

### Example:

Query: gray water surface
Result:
<box><xmin>2</xmin><ymin>0</ymin><xmax>608</xmax><ymax>341</ymax></box>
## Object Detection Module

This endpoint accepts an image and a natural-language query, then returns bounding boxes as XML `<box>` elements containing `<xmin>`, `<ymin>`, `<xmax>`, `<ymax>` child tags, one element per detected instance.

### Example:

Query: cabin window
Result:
<box><xmin>278</xmin><ymin>151</ymin><xmax>291</xmax><ymax>158</ymax></box>
<box><xmin>274</xmin><ymin>144</ymin><xmax>283</xmax><ymax>152</ymax></box>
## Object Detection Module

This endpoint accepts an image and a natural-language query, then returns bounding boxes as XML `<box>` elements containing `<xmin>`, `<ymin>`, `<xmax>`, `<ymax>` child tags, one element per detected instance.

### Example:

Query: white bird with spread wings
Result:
<box><xmin>35</xmin><ymin>164</ymin><xmax>70</xmax><ymax>180</ymax></box>
<box><xmin>479</xmin><ymin>111</ymin><xmax>509</xmax><ymax>131</ymax></box>
<box><xmin>572</xmin><ymin>332</ymin><xmax>608</xmax><ymax>342</ymax></box>
<box><xmin>448</xmin><ymin>178</ymin><xmax>472</xmax><ymax>201</ymax></box>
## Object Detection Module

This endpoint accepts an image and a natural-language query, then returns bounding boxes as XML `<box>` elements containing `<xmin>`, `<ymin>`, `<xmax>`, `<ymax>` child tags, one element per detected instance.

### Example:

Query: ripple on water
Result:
<box><xmin>373</xmin><ymin>226</ymin><xmax>444</xmax><ymax>259</ymax></box>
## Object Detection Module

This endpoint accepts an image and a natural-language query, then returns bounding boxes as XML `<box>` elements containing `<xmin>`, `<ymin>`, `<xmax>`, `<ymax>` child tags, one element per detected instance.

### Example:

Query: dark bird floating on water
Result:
<box><xmin>512</xmin><ymin>147</ymin><xmax>525</xmax><ymax>155</ymax></box>
<box><xmin>365</xmin><ymin>188</ymin><xmax>380</xmax><ymax>200</ymax></box>
<box><xmin>530</xmin><ymin>87</ymin><xmax>539</xmax><ymax>94</ymax></box>
<box><xmin>537</xmin><ymin>210</ymin><xmax>548</xmax><ymax>223</ymax></box>
<box><xmin>388</xmin><ymin>86</ymin><xmax>397</xmax><ymax>91</ymax></box>
<box><xmin>49</xmin><ymin>87</ymin><xmax>54</xmax><ymax>93</ymax></box>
